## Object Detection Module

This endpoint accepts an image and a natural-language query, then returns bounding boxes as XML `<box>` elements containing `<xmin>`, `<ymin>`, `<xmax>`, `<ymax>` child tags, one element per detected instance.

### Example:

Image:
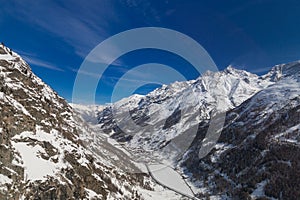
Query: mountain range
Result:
<box><xmin>0</xmin><ymin>44</ymin><xmax>299</xmax><ymax>199</ymax></box>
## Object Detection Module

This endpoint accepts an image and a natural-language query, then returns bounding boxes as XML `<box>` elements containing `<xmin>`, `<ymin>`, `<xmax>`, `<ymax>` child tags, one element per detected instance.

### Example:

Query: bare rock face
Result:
<box><xmin>0</xmin><ymin>45</ymin><xmax>150</xmax><ymax>199</ymax></box>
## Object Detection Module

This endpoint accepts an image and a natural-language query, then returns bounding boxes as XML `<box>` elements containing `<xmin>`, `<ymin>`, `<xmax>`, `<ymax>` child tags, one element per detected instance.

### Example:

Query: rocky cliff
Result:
<box><xmin>0</xmin><ymin>45</ymin><xmax>154</xmax><ymax>199</ymax></box>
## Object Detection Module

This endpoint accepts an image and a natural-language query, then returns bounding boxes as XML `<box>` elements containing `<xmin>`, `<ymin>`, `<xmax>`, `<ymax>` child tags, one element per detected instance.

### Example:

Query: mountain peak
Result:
<box><xmin>224</xmin><ymin>65</ymin><xmax>237</xmax><ymax>72</ymax></box>
<box><xmin>277</xmin><ymin>60</ymin><xmax>300</xmax><ymax>77</ymax></box>
<box><xmin>223</xmin><ymin>65</ymin><xmax>256</xmax><ymax>77</ymax></box>
<box><xmin>263</xmin><ymin>60</ymin><xmax>300</xmax><ymax>81</ymax></box>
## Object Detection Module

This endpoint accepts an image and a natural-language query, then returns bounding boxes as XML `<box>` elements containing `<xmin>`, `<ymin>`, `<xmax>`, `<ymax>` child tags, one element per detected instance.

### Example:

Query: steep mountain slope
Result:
<box><xmin>0</xmin><ymin>45</ymin><xmax>159</xmax><ymax>199</ymax></box>
<box><xmin>93</xmin><ymin>62</ymin><xmax>300</xmax><ymax>199</ymax></box>
<box><xmin>96</xmin><ymin>66</ymin><xmax>274</xmax><ymax>163</ymax></box>
<box><xmin>182</xmin><ymin>62</ymin><xmax>300</xmax><ymax>199</ymax></box>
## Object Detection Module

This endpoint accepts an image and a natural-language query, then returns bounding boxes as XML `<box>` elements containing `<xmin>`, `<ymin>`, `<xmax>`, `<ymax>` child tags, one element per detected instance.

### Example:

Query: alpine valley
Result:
<box><xmin>0</xmin><ymin>45</ymin><xmax>299</xmax><ymax>199</ymax></box>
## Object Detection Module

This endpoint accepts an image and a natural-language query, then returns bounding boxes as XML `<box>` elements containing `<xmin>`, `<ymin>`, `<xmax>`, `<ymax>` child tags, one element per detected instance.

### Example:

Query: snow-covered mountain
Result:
<box><xmin>70</xmin><ymin>103</ymin><xmax>104</xmax><ymax>124</ymax></box>
<box><xmin>182</xmin><ymin>61</ymin><xmax>300</xmax><ymax>199</ymax></box>
<box><xmin>96</xmin><ymin>65</ymin><xmax>275</xmax><ymax>163</ymax></box>
<box><xmin>92</xmin><ymin>61</ymin><xmax>300</xmax><ymax>199</ymax></box>
<box><xmin>2</xmin><ymin>42</ymin><xmax>299</xmax><ymax>199</ymax></box>
<box><xmin>0</xmin><ymin>45</ymin><xmax>174</xmax><ymax>199</ymax></box>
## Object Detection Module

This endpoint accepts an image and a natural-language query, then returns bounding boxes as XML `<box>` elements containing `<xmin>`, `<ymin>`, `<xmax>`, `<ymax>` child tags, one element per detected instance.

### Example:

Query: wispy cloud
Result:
<box><xmin>70</xmin><ymin>64</ymin><xmax>168</xmax><ymax>88</ymax></box>
<box><xmin>248</xmin><ymin>66</ymin><xmax>272</xmax><ymax>74</ymax></box>
<box><xmin>22</xmin><ymin>55</ymin><xmax>64</xmax><ymax>72</ymax></box>
<box><xmin>69</xmin><ymin>67</ymin><xmax>99</xmax><ymax>78</ymax></box>
<box><xmin>101</xmin><ymin>75</ymin><xmax>162</xmax><ymax>86</ymax></box>
<box><xmin>14</xmin><ymin>49</ymin><xmax>65</xmax><ymax>72</ymax></box>
<box><xmin>3</xmin><ymin>1</ymin><xmax>166</xmax><ymax>68</ymax></box>
<box><xmin>4</xmin><ymin>1</ymin><xmax>116</xmax><ymax>61</ymax></box>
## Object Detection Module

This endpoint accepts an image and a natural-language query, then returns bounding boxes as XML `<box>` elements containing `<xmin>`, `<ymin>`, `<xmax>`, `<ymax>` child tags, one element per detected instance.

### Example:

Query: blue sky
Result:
<box><xmin>1</xmin><ymin>0</ymin><xmax>300</xmax><ymax>104</ymax></box>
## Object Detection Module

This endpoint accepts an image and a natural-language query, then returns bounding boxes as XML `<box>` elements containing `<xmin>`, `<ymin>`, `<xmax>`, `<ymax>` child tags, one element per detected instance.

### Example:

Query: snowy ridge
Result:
<box><xmin>96</xmin><ymin>66</ymin><xmax>274</xmax><ymax>163</ymax></box>
<box><xmin>262</xmin><ymin>60</ymin><xmax>300</xmax><ymax>81</ymax></box>
<box><xmin>0</xmin><ymin>45</ymin><xmax>170</xmax><ymax>199</ymax></box>
<box><xmin>182</xmin><ymin>63</ymin><xmax>300</xmax><ymax>199</ymax></box>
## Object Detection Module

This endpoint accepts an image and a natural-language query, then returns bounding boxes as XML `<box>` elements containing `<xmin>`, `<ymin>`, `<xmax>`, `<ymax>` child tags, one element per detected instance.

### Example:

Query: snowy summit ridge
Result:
<box><xmin>96</xmin><ymin>65</ymin><xmax>275</xmax><ymax>163</ymax></box>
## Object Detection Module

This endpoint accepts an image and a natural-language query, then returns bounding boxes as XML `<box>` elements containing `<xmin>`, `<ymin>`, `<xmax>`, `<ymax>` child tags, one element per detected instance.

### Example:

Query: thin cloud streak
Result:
<box><xmin>248</xmin><ymin>66</ymin><xmax>272</xmax><ymax>74</ymax></box>
<box><xmin>23</xmin><ymin>56</ymin><xmax>64</xmax><ymax>72</ymax></box>
<box><xmin>71</xmin><ymin>66</ymin><xmax>165</xmax><ymax>87</ymax></box>
<box><xmin>5</xmin><ymin>1</ymin><xmax>112</xmax><ymax>60</ymax></box>
<box><xmin>9</xmin><ymin>1</ymin><xmax>129</xmax><ymax>67</ymax></box>
<box><xmin>70</xmin><ymin>67</ymin><xmax>99</xmax><ymax>78</ymax></box>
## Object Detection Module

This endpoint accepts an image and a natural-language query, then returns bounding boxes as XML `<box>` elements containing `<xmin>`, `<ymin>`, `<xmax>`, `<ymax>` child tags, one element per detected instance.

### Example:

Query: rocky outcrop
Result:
<box><xmin>0</xmin><ymin>45</ymin><xmax>151</xmax><ymax>199</ymax></box>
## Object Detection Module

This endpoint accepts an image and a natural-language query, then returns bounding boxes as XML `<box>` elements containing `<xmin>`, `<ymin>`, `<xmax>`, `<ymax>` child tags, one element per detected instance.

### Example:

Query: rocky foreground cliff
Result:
<box><xmin>0</xmin><ymin>45</ymin><xmax>168</xmax><ymax>199</ymax></box>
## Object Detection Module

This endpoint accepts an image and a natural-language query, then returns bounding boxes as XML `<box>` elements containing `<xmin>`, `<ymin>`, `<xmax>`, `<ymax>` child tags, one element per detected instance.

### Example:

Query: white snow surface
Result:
<box><xmin>11</xmin><ymin>128</ymin><xmax>76</xmax><ymax>181</ymax></box>
<box><xmin>0</xmin><ymin>174</ymin><xmax>12</xmax><ymax>184</ymax></box>
<box><xmin>70</xmin><ymin>103</ymin><xmax>104</xmax><ymax>124</ymax></box>
<box><xmin>148</xmin><ymin>164</ymin><xmax>194</xmax><ymax>197</ymax></box>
